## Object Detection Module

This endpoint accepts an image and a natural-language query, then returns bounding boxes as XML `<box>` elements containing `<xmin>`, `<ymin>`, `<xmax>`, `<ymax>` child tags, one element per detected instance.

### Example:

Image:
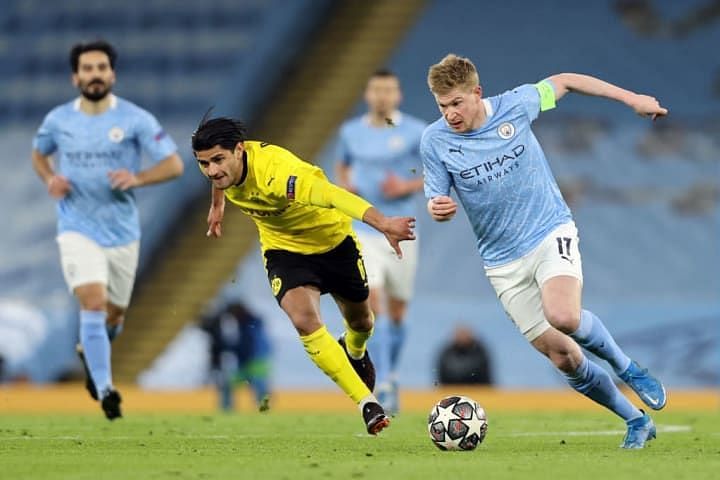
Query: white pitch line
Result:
<box><xmin>0</xmin><ymin>434</ymin><xmax>231</xmax><ymax>441</ymax></box>
<box><xmin>504</xmin><ymin>424</ymin><xmax>691</xmax><ymax>437</ymax></box>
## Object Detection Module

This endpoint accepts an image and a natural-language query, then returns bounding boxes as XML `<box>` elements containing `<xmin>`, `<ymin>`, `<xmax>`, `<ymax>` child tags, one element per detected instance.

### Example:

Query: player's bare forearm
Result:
<box><xmin>547</xmin><ymin>73</ymin><xmax>668</xmax><ymax>119</ymax></box>
<box><xmin>362</xmin><ymin>207</ymin><xmax>416</xmax><ymax>258</ymax></box>
<box><xmin>547</xmin><ymin>74</ymin><xmax>633</xmax><ymax>102</ymax></box>
<box><xmin>135</xmin><ymin>153</ymin><xmax>184</xmax><ymax>186</ymax></box>
<box><xmin>207</xmin><ymin>185</ymin><xmax>225</xmax><ymax>238</ymax></box>
<box><xmin>211</xmin><ymin>184</ymin><xmax>225</xmax><ymax>207</ymax></box>
<box><xmin>31</xmin><ymin>149</ymin><xmax>55</xmax><ymax>184</ymax></box>
<box><xmin>33</xmin><ymin>149</ymin><xmax>72</xmax><ymax>198</ymax></box>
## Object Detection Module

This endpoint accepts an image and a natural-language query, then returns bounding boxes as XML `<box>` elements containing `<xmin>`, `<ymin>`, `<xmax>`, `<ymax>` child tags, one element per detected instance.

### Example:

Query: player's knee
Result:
<box><xmin>107</xmin><ymin>312</ymin><xmax>124</xmax><ymax>327</ymax></box>
<box><xmin>80</xmin><ymin>298</ymin><xmax>107</xmax><ymax>312</ymax></box>
<box><xmin>548</xmin><ymin>347</ymin><xmax>582</xmax><ymax>373</ymax></box>
<box><xmin>287</xmin><ymin>309</ymin><xmax>323</xmax><ymax>336</ymax></box>
<box><xmin>545</xmin><ymin>309</ymin><xmax>580</xmax><ymax>334</ymax></box>
<box><xmin>346</xmin><ymin>308</ymin><xmax>373</xmax><ymax>332</ymax></box>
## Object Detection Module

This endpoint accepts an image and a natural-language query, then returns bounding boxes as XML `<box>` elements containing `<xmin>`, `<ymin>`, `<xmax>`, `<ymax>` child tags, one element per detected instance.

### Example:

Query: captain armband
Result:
<box><xmin>535</xmin><ymin>80</ymin><xmax>557</xmax><ymax>112</ymax></box>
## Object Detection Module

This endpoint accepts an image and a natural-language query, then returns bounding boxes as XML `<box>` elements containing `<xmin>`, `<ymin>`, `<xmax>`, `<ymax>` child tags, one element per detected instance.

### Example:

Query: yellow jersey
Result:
<box><xmin>224</xmin><ymin>141</ymin><xmax>369</xmax><ymax>254</ymax></box>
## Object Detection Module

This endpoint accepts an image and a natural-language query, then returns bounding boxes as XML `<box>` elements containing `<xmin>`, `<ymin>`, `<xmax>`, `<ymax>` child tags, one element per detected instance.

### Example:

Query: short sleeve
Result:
<box><xmin>420</xmin><ymin>132</ymin><xmax>452</xmax><ymax>198</ymax></box>
<box><xmin>261</xmin><ymin>145</ymin><xmax>324</xmax><ymax>201</ymax></box>
<box><xmin>32</xmin><ymin>113</ymin><xmax>57</xmax><ymax>155</ymax></box>
<box><xmin>507</xmin><ymin>83</ymin><xmax>548</xmax><ymax>122</ymax></box>
<box><xmin>135</xmin><ymin>110</ymin><xmax>177</xmax><ymax>162</ymax></box>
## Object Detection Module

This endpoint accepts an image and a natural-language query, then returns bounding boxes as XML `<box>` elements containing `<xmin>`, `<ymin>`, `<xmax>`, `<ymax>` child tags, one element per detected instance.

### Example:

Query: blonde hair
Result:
<box><xmin>427</xmin><ymin>54</ymin><xmax>479</xmax><ymax>95</ymax></box>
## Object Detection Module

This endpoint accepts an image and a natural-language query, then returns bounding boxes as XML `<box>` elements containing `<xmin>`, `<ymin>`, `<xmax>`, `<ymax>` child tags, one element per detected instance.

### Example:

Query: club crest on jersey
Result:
<box><xmin>497</xmin><ymin>122</ymin><xmax>515</xmax><ymax>140</ymax></box>
<box><xmin>271</xmin><ymin>276</ymin><xmax>282</xmax><ymax>296</ymax></box>
<box><xmin>388</xmin><ymin>135</ymin><xmax>405</xmax><ymax>151</ymax></box>
<box><xmin>108</xmin><ymin>126</ymin><xmax>125</xmax><ymax>143</ymax></box>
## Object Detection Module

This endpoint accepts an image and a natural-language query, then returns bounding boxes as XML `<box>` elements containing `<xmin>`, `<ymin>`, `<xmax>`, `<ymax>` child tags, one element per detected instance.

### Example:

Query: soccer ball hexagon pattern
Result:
<box><xmin>427</xmin><ymin>395</ymin><xmax>488</xmax><ymax>451</ymax></box>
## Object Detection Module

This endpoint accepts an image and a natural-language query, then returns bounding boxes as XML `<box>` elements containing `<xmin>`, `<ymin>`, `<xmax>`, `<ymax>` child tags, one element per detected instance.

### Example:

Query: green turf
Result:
<box><xmin>1</xmin><ymin>411</ymin><xmax>717</xmax><ymax>480</ymax></box>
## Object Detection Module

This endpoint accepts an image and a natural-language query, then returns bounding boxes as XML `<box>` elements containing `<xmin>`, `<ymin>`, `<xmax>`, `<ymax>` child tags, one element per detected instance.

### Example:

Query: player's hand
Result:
<box><xmin>381</xmin><ymin>216</ymin><xmax>416</xmax><ymax>259</ymax></box>
<box><xmin>207</xmin><ymin>202</ymin><xmax>225</xmax><ymax>238</ymax></box>
<box><xmin>428</xmin><ymin>196</ymin><xmax>457</xmax><ymax>222</ymax></box>
<box><xmin>46</xmin><ymin>175</ymin><xmax>71</xmax><ymax>199</ymax></box>
<box><xmin>381</xmin><ymin>173</ymin><xmax>409</xmax><ymax>199</ymax></box>
<box><xmin>108</xmin><ymin>169</ymin><xmax>140</xmax><ymax>191</ymax></box>
<box><xmin>630</xmin><ymin>94</ymin><xmax>668</xmax><ymax>121</ymax></box>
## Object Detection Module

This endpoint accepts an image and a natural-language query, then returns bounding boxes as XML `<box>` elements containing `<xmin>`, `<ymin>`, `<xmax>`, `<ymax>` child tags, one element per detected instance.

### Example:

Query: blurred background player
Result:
<box><xmin>201</xmin><ymin>301</ymin><xmax>271</xmax><ymax>412</ymax></box>
<box><xmin>31</xmin><ymin>40</ymin><xmax>184</xmax><ymax>419</ymax></box>
<box><xmin>436</xmin><ymin>326</ymin><xmax>493</xmax><ymax>386</ymax></box>
<box><xmin>422</xmin><ymin>54</ymin><xmax>667</xmax><ymax>449</ymax></box>
<box><xmin>193</xmin><ymin>116</ymin><xmax>416</xmax><ymax>435</ymax></box>
<box><xmin>335</xmin><ymin>69</ymin><xmax>426</xmax><ymax>414</ymax></box>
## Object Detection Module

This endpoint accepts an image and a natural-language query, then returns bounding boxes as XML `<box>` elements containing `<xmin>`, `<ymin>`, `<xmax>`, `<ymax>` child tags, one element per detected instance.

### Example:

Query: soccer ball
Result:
<box><xmin>427</xmin><ymin>395</ymin><xmax>488</xmax><ymax>451</ymax></box>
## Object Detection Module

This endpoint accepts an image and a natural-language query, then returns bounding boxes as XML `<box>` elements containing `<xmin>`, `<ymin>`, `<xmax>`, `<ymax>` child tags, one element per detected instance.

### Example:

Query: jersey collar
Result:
<box><xmin>482</xmin><ymin>98</ymin><xmax>494</xmax><ymax>118</ymax></box>
<box><xmin>363</xmin><ymin>110</ymin><xmax>402</xmax><ymax>127</ymax></box>
<box><xmin>73</xmin><ymin>94</ymin><xmax>118</xmax><ymax>111</ymax></box>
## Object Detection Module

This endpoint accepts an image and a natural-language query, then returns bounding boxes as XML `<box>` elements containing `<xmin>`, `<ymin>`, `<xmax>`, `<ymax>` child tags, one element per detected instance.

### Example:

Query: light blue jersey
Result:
<box><xmin>421</xmin><ymin>83</ymin><xmax>571</xmax><ymax>267</ymax></box>
<box><xmin>33</xmin><ymin>95</ymin><xmax>177</xmax><ymax>247</ymax></box>
<box><xmin>337</xmin><ymin>112</ymin><xmax>426</xmax><ymax>233</ymax></box>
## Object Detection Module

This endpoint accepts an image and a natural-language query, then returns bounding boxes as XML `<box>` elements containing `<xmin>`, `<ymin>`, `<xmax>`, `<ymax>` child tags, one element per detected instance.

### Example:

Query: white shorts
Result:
<box><xmin>356</xmin><ymin>230</ymin><xmax>418</xmax><ymax>302</ymax></box>
<box><xmin>56</xmin><ymin>231</ymin><xmax>140</xmax><ymax>308</ymax></box>
<box><xmin>485</xmin><ymin>222</ymin><xmax>583</xmax><ymax>342</ymax></box>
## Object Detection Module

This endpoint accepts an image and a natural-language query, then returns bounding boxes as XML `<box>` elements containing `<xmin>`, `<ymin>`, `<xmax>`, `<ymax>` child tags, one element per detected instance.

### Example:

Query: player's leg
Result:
<box><xmin>387</xmin><ymin>298</ymin><xmax>408</xmax><ymax>377</ymax></box>
<box><xmin>281</xmin><ymin>286</ymin><xmax>388</xmax><ymax>433</ymax></box>
<box><xmin>487</xmin><ymin>229</ymin><xmax>653</xmax><ymax>448</ymax></box>
<box><xmin>86</xmin><ymin>240</ymin><xmax>140</xmax><ymax>419</ymax></box>
<box><xmin>74</xmin><ymin>282</ymin><xmax>112</xmax><ymax>398</ymax></box>
<box><xmin>105</xmin><ymin>303</ymin><xmax>125</xmax><ymax>341</ymax></box>
<box><xmin>540</xmin><ymin>223</ymin><xmax>666</xmax><ymax>410</ymax></box>
<box><xmin>104</xmin><ymin>240</ymin><xmax>139</xmax><ymax>342</ymax></box>
<box><xmin>384</xmin><ymin>237</ymin><xmax>417</xmax><ymax>376</ymax></box>
<box><xmin>365</xmin><ymin>287</ymin><xmax>388</xmax><ymax>387</ymax></box>
<box><xmin>333</xmin><ymin>294</ymin><xmax>375</xmax><ymax>388</ymax></box>
<box><xmin>244</xmin><ymin>358</ymin><xmax>271</xmax><ymax>412</ymax></box>
<box><xmin>356</xmin><ymin>232</ymin><xmax>391</xmax><ymax>393</ymax></box>
<box><xmin>536</xmin><ymin>226</ymin><xmax>655</xmax><ymax>444</ymax></box>
<box><xmin>57</xmin><ymin>233</ymin><xmax>115</xmax><ymax>407</ymax></box>
<box><xmin>530</xmin><ymin>327</ymin><xmax>656</xmax><ymax>448</ymax></box>
<box><xmin>381</xmin><ymin>237</ymin><xmax>417</xmax><ymax>413</ymax></box>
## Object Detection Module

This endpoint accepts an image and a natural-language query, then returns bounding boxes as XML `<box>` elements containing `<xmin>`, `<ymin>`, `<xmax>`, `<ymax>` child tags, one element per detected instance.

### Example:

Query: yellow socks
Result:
<box><xmin>300</xmin><ymin>325</ymin><xmax>370</xmax><ymax>403</ymax></box>
<box><xmin>342</xmin><ymin>317</ymin><xmax>373</xmax><ymax>360</ymax></box>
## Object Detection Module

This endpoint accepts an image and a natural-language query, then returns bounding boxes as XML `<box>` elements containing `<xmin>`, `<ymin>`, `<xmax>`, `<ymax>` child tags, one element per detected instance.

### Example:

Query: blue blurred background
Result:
<box><xmin>1</xmin><ymin>0</ymin><xmax>717</xmax><ymax>390</ymax></box>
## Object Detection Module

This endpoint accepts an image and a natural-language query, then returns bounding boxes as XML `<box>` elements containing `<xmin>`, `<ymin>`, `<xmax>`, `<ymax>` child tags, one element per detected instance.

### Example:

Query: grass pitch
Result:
<box><xmin>1</xmin><ymin>410</ymin><xmax>717</xmax><ymax>480</ymax></box>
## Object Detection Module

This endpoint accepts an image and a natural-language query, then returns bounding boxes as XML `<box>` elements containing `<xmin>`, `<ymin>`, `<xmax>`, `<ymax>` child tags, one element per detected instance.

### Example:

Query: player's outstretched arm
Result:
<box><xmin>427</xmin><ymin>196</ymin><xmax>457</xmax><ymax>222</ymax></box>
<box><xmin>304</xmin><ymin>176</ymin><xmax>415</xmax><ymax>256</ymax></box>
<box><xmin>32</xmin><ymin>149</ymin><xmax>71</xmax><ymax>199</ymax></box>
<box><xmin>109</xmin><ymin>153</ymin><xmax>184</xmax><ymax>190</ymax></box>
<box><xmin>362</xmin><ymin>207</ymin><xmax>416</xmax><ymax>259</ymax></box>
<box><xmin>207</xmin><ymin>185</ymin><xmax>225</xmax><ymax>238</ymax></box>
<box><xmin>546</xmin><ymin>73</ymin><xmax>669</xmax><ymax>120</ymax></box>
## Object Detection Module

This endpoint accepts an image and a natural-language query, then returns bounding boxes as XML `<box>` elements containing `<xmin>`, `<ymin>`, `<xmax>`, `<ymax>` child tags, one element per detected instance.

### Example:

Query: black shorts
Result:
<box><xmin>264</xmin><ymin>235</ymin><xmax>369</xmax><ymax>304</ymax></box>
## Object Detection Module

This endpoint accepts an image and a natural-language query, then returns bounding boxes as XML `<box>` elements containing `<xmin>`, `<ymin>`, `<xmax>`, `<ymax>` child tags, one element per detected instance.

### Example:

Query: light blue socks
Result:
<box><xmin>80</xmin><ymin>310</ymin><xmax>112</xmax><ymax>395</ymax></box>
<box><xmin>565</xmin><ymin>356</ymin><xmax>642</xmax><ymax>421</ymax></box>
<box><xmin>570</xmin><ymin>309</ymin><xmax>632</xmax><ymax>375</ymax></box>
<box><xmin>388</xmin><ymin>321</ymin><xmax>406</xmax><ymax>379</ymax></box>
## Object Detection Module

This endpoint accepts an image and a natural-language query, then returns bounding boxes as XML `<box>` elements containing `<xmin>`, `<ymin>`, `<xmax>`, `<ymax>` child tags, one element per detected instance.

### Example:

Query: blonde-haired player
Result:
<box><xmin>422</xmin><ymin>54</ymin><xmax>667</xmax><ymax>449</ymax></box>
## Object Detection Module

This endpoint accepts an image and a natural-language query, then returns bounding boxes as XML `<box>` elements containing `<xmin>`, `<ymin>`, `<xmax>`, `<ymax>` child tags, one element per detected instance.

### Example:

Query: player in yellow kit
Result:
<box><xmin>192</xmin><ymin>116</ymin><xmax>415</xmax><ymax>434</ymax></box>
